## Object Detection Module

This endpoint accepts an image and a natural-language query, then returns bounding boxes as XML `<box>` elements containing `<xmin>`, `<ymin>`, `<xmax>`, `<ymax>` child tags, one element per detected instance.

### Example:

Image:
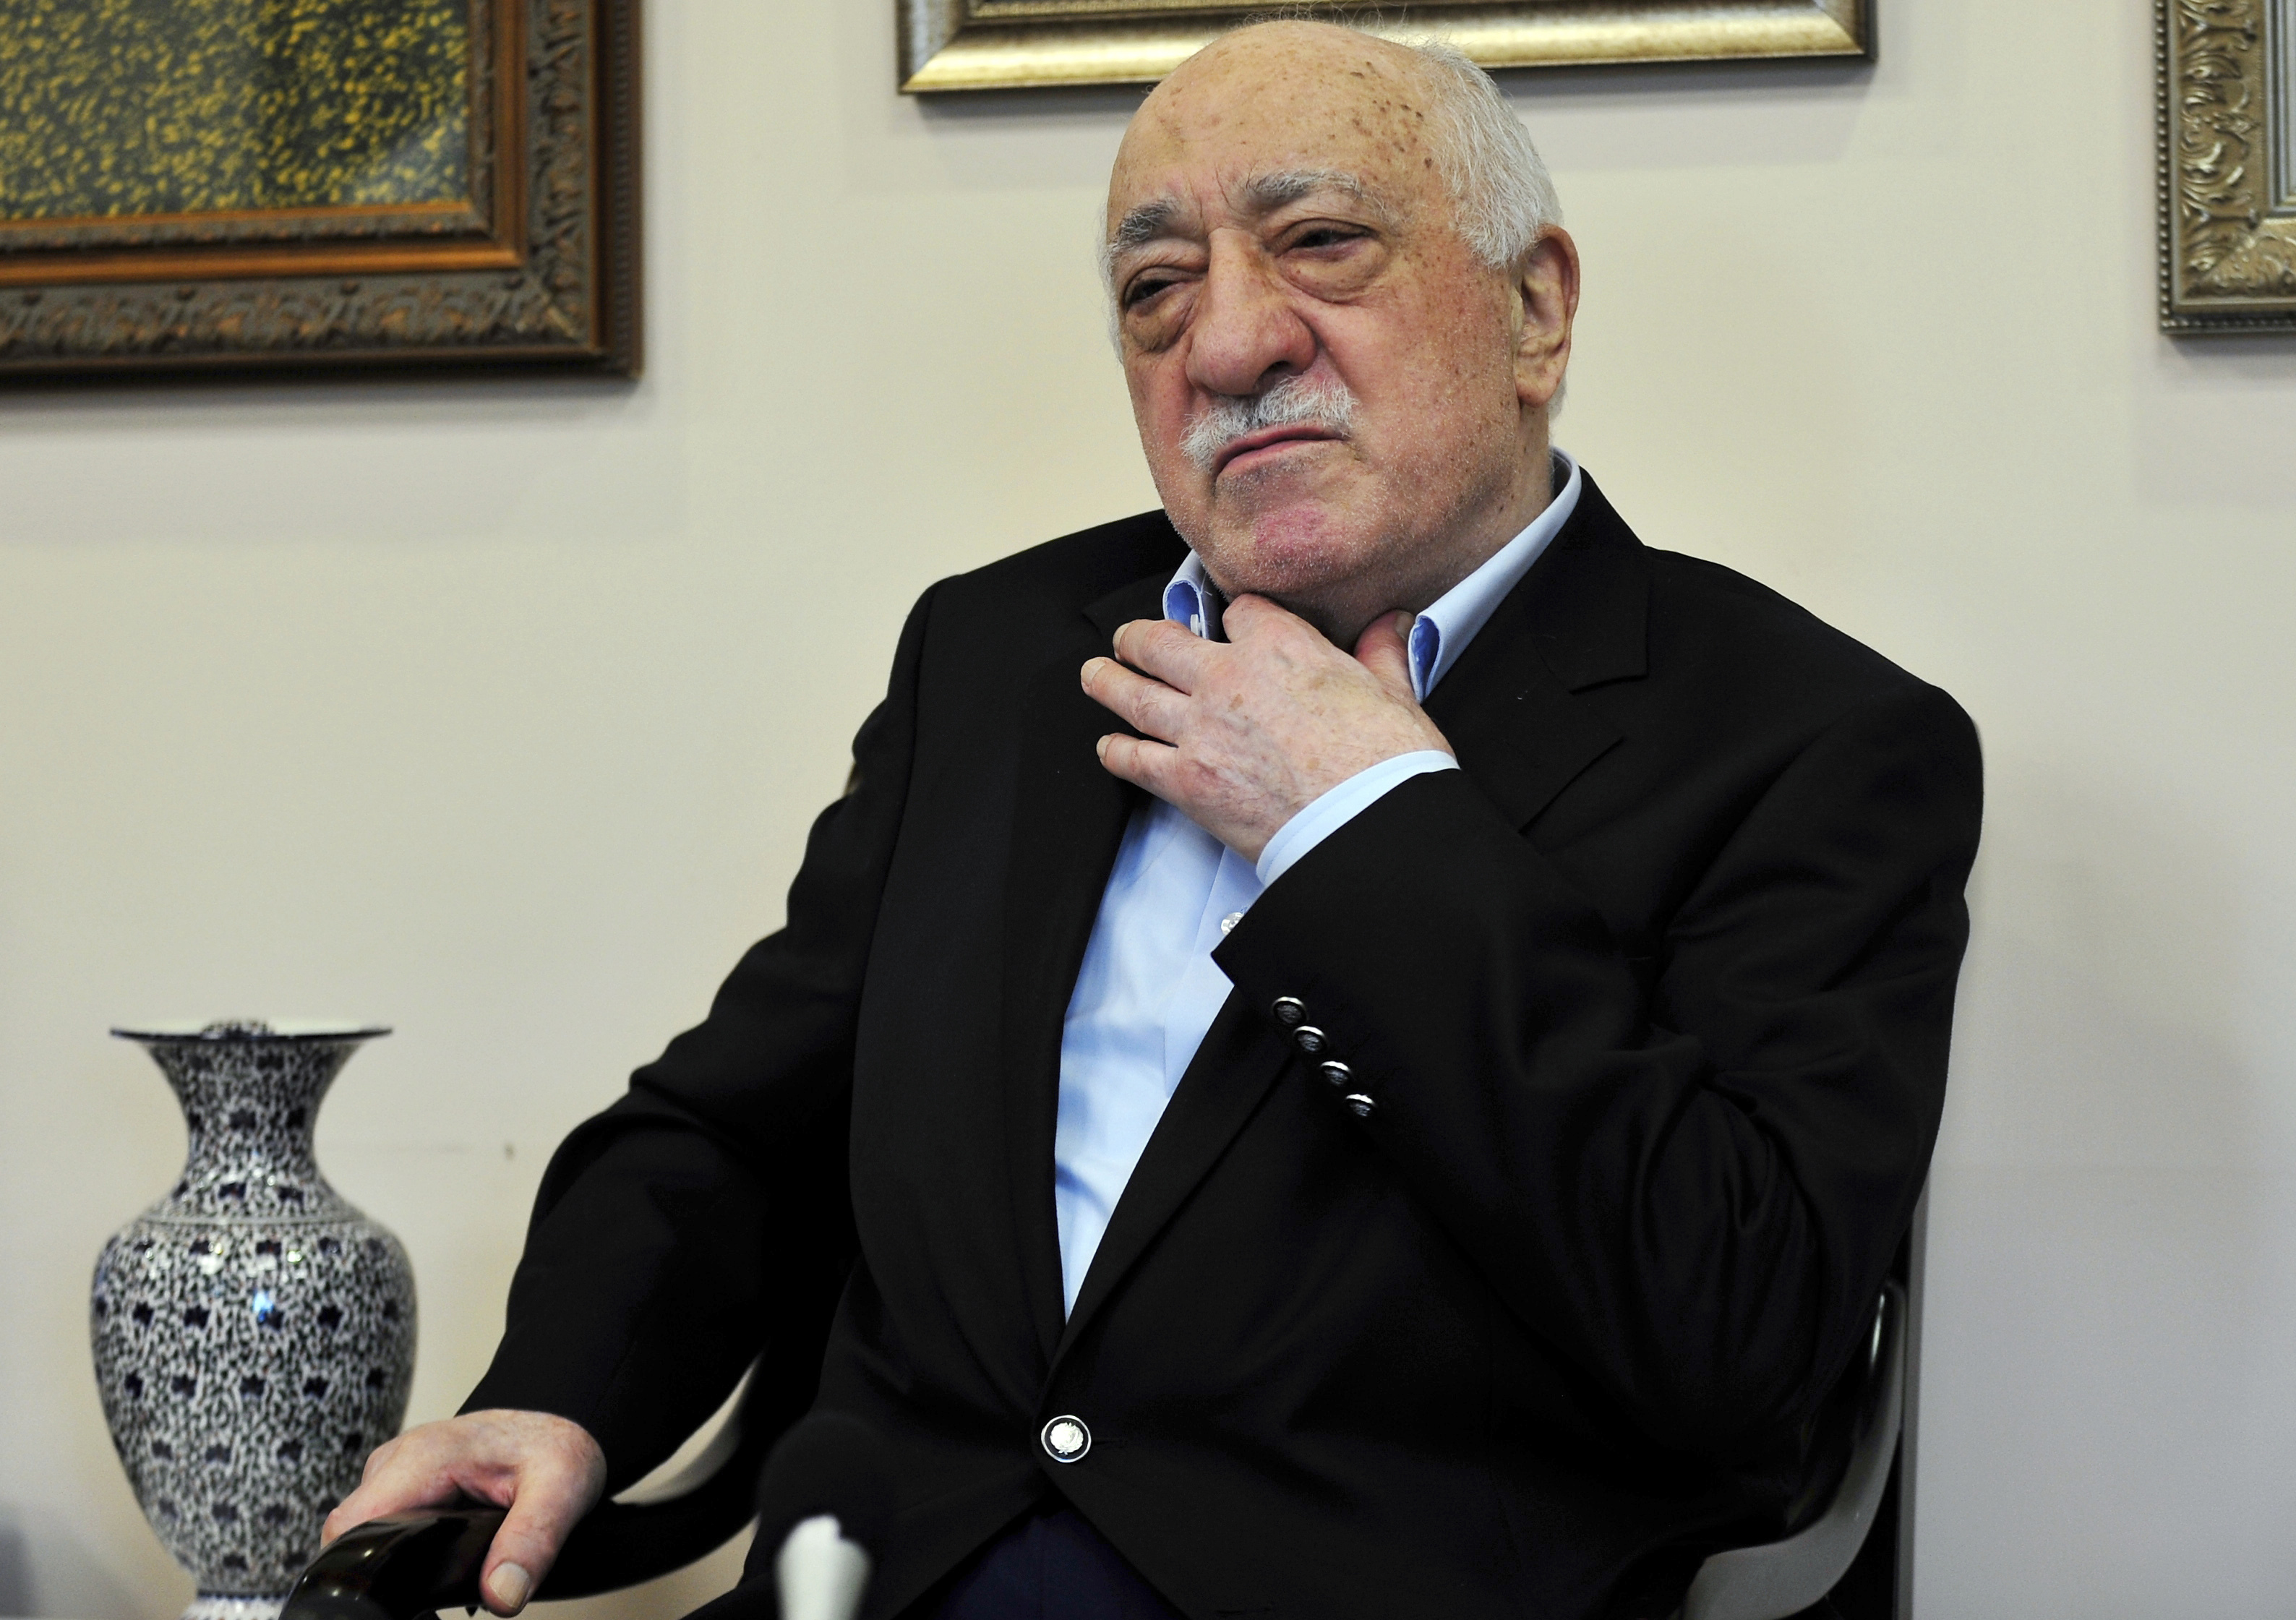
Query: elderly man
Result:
<box><xmin>330</xmin><ymin>20</ymin><xmax>1980</xmax><ymax>1620</ymax></box>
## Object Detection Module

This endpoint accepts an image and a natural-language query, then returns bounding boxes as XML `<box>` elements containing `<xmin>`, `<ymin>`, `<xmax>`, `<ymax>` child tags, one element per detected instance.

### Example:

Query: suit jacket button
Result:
<box><xmin>1042</xmin><ymin>1415</ymin><xmax>1092</xmax><ymax>1463</ymax></box>
<box><xmin>1293</xmin><ymin>1025</ymin><xmax>1329</xmax><ymax>1056</ymax></box>
<box><xmin>1343</xmin><ymin>1093</ymin><xmax>1377</xmax><ymax>1120</ymax></box>
<box><xmin>1272</xmin><ymin>997</ymin><xmax>1306</xmax><ymax>1027</ymax></box>
<box><xmin>1319</xmin><ymin>1060</ymin><xmax>1353</xmax><ymax>1090</ymax></box>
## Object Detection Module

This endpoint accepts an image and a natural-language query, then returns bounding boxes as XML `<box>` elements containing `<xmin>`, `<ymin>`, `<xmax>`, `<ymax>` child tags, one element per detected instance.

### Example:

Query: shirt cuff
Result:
<box><xmin>1256</xmin><ymin>750</ymin><xmax>1460</xmax><ymax>886</ymax></box>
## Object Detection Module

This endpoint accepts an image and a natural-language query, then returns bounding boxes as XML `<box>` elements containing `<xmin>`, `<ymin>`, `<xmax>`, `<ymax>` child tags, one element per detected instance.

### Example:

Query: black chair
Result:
<box><xmin>282</xmin><ymin>1198</ymin><xmax>1927</xmax><ymax>1620</ymax></box>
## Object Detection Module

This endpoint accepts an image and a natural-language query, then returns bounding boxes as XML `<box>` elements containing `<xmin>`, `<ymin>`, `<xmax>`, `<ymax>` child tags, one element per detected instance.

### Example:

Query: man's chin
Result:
<box><xmin>1199</xmin><ymin>501</ymin><xmax>1384</xmax><ymax>600</ymax></box>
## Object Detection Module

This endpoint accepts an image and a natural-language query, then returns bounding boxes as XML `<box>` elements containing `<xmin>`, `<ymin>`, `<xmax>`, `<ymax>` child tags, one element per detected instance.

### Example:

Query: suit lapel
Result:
<box><xmin>998</xmin><ymin>569</ymin><xmax>1168</xmax><ymax>1366</ymax></box>
<box><xmin>1047</xmin><ymin>478</ymin><xmax>1654</xmax><ymax>1360</ymax></box>
<box><xmin>1051</xmin><ymin>993</ymin><xmax>1286</xmax><ymax>1365</ymax></box>
<box><xmin>1426</xmin><ymin>472</ymin><xmax>1647</xmax><ymax>826</ymax></box>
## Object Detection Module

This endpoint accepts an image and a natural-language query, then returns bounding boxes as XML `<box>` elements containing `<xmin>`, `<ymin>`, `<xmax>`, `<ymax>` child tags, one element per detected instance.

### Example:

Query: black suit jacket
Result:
<box><xmin>466</xmin><ymin>476</ymin><xmax>1982</xmax><ymax>1620</ymax></box>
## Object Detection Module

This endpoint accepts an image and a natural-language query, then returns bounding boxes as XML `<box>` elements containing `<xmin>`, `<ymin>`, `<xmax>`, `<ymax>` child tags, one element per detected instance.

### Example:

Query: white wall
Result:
<box><xmin>4</xmin><ymin>1</ymin><xmax>2292</xmax><ymax>1615</ymax></box>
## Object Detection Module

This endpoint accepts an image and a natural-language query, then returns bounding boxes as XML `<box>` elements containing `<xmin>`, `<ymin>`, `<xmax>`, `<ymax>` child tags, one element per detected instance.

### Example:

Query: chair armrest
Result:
<box><xmin>283</xmin><ymin>1370</ymin><xmax>782</xmax><ymax>1620</ymax></box>
<box><xmin>279</xmin><ymin>1512</ymin><xmax>499</xmax><ymax>1620</ymax></box>
<box><xmin>1678</xmin><ymin>1280</ymin><xmax>1908</xmax><ymax>1620</ymax></box>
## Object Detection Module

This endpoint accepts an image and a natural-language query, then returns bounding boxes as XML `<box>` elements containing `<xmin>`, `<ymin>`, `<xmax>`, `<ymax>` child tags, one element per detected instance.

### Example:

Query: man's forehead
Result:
<box><xmin>1106</xmin><ymin>29</ymin><xmax>1442</xmax><ymax>247</ymax></box>
<box><xmin>1108</xmin><ymin>169</ymin><xmax>1376</xmax><ymax>251</ymax></box>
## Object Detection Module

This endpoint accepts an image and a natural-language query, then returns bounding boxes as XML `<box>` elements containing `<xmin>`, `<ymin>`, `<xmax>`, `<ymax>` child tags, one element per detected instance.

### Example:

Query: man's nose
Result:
<box><xmin>1184</xmin><ymin>232</ymin><xmax>1316</xmax><ymax>399</ymax></box>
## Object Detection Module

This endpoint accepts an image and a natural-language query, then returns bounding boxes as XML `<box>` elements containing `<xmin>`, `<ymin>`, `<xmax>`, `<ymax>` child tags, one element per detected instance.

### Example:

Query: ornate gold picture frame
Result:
<box><xmin>2162</xmin><ymin>0</ymin><xmax>2296</xmax><ymax>332</ymax></box>
<box><xmin>899</xmin><ymin>0</ymin><xmax>1872</xmax><ymax>94</ymax></box>
<box><xmin>0</xmin><ymin>0</ymin><xmax>640</xmax><ymax>379</ymax></box>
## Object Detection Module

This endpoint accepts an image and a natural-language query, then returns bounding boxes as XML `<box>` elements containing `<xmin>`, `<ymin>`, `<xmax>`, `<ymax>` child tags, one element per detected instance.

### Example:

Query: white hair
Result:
<box><xmin>1402</xmin><ymin>33</ymin><xmax>1569</xmax><ymax>413</ymax></box>
<box><xmin>1397</xmin><ymin>35</ymin><xmax>1564</xmax><ymax>271</ymax></box>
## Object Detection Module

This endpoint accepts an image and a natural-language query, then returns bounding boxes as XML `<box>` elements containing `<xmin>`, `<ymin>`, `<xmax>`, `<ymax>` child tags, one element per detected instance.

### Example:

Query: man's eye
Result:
<box><xmin>1123</xmin><ymin>277</ymin><xmax>1175</xmax><ymax>311</ymax></box>
<box><xmin>1290</xmin><ymin>226</ymin><xmax>1363</xmax><ymax>252</ymax></box>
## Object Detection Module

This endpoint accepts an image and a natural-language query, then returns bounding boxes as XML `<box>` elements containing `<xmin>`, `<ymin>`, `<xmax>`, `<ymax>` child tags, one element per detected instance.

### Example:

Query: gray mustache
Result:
<box><xmin>1182</xmin><ymin>373</ymin><xmax>1359</xmax><ymax>472</ymax></box>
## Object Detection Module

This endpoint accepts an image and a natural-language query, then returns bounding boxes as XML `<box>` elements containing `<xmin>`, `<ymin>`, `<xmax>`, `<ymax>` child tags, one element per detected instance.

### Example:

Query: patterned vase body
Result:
<box><xmin>92</xmin><ymin>1024</ymin><xmax>416</xmax><ymax>1620</ymax></box>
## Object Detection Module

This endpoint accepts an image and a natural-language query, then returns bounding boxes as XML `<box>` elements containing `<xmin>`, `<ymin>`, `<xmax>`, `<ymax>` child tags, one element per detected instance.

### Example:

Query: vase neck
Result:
<box><xmin>137</xmin><ymin>1040</ymin><xmax>366</xmax><ymax>1222</ymax></box>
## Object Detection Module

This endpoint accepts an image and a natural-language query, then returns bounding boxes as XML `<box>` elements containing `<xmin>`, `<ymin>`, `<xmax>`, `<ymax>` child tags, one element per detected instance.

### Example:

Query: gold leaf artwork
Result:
<box><xmin>0</xmin><ymin>0</ymin><xmax>471</xmax><ymax>224</ymax></box>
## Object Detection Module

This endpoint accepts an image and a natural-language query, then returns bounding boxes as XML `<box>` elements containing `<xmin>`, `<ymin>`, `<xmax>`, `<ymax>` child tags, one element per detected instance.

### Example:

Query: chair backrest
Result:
<box><xmin>289</xmin><ymin>1192</ymin><xmax>1935</xmax><ymax>1620</ymax></box>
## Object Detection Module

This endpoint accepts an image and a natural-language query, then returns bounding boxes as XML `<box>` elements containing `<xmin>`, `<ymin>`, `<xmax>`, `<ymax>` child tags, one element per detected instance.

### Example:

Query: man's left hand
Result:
<box><xmin>1082</xmin><ymin>595</ymin><xmax>1453</xmax><ymax>862</ymax></box>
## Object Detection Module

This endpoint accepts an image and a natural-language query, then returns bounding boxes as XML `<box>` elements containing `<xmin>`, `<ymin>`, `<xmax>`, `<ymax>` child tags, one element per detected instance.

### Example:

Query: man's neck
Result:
<box><xmin>1269</xmin><ymin>443</ymin><xmax>1559</xmax><ymax>648</ymax></box>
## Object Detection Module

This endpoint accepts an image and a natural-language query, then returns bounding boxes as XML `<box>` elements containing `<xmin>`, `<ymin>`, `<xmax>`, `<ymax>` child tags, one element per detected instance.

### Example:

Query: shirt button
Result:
<box><xmin>1293</xmin><ymin>1025</ymin><xmax>1329</xmax><ymax>1057</ymax></box>
<box><xmin>1318</xmin><ymin>1060</ymin><xmax>1353</xmax><ymax>1090</ymax></box>
<box><xmin>1041</xmin><ymin>1415</ymin><xmax>1092</xmax><ymax>1463</ymax></box>
<box><xmin>1343</xmin><ymin>1093</ymin><xmax>1377</xmax><ymax>1120</ymax></box>
<box><xmin>1272</xmin><ymin>998</ymin><xmax>1306</xmax><ymax>1027</ymax></box>
<box><xmin>1220</xmin><ymin>911</ymin><xmax>1243</xmax><ymax>936</ymax></box>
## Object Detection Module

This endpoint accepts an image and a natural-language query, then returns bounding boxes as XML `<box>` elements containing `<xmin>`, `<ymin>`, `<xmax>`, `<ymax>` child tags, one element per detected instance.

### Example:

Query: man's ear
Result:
<box><xmin>1513</xmin><ymin>228</ymin><xmax>1580</xmax><ymax>413</ymax></box>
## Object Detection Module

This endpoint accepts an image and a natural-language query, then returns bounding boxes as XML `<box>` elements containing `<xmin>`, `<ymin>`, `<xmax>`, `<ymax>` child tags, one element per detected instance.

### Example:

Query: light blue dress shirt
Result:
<box><xmin>1051</xmin><ymin>451</ymin><xmax>1585</xmax><ymax>1313</ymax></box>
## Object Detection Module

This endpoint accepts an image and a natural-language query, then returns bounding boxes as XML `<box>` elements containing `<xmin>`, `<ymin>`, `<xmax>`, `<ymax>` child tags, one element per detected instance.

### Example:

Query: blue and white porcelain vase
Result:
<box><xmin>91</xmin><ymin>1023</ymin><xmax>416</xmax><ymax>1620</ymax></box>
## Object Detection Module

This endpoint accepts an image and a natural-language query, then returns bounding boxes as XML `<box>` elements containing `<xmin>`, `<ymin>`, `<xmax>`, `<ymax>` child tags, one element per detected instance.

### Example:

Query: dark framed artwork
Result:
<box><xmin>2161</xmin><ymin>0</ymin><xmax>2296</xmax><ymax>331</ymax></box>
<box><xmin>900</xmin><ymin>0</ymin><xmax>1872</xmax><ymax>94</ymax></box>
<box><xmin>0</xmin><ymin>0</ymin><xmax>641</xmax><ymax>379</ymax></box>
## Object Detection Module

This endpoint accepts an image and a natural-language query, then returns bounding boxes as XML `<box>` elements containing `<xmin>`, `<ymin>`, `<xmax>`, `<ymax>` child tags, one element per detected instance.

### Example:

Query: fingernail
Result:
<box><xmin>1095</xmin><ymin>736</ymin><xmax>1110</xmax><ymax>759</ymax></box>
<box><xmin>490</xmin><ymin>1564</ymin><xmax>531</xmax><ymax>1612</ymax></box>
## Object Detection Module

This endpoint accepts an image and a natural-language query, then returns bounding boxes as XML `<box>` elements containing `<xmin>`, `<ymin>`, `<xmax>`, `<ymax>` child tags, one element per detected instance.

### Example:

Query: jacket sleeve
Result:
<box><xmin>460</xmin><ymin>585</ymin><xmax>938</xmax><ymax>1490</ymax></box>
<box><xmin>1211</xmin><ymin>679</ymin><xmax>1982</xmax><ymax>1459</ymax></box>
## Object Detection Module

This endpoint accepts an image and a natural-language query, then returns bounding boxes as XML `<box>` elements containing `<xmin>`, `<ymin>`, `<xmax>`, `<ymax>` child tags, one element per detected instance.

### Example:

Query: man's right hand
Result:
<box><xmin>320</xmin><ymin>1410</ymin><xmax>607</xmax><ymax>1616</ymax></box>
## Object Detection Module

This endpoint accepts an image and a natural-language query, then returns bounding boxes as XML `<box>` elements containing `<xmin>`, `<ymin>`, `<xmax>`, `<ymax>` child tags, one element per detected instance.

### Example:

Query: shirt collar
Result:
<box><xmin>1163</xmin><ymin>448</ymin><xmax>1582</xmax><ymax>703</ymax></box>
